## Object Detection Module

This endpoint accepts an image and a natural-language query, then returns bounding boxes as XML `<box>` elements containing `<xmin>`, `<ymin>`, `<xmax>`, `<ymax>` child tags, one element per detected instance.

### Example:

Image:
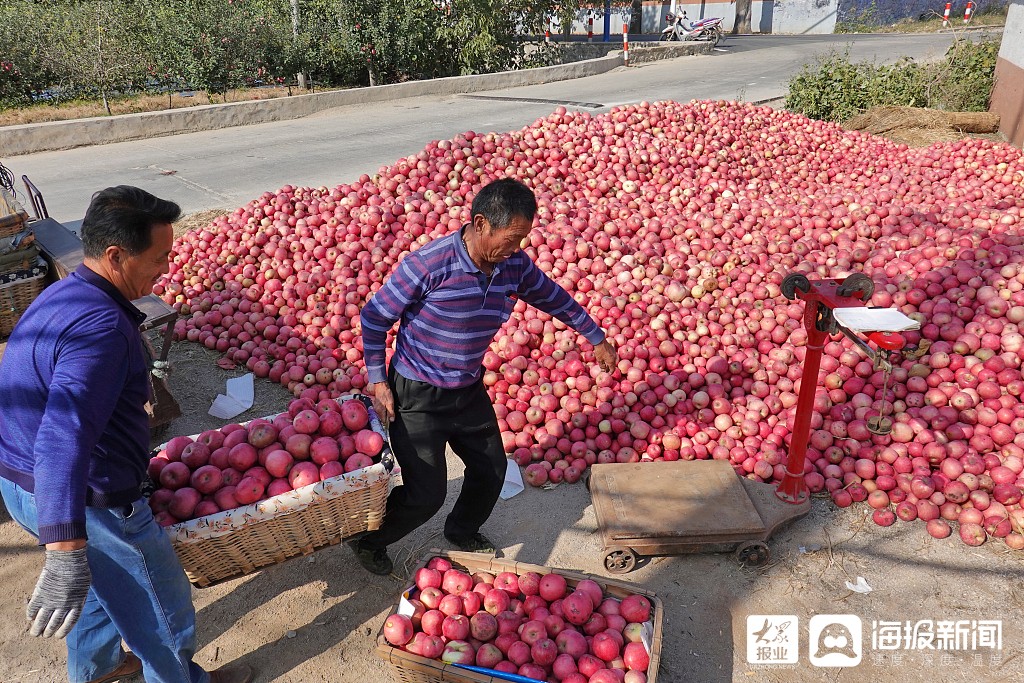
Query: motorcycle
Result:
<box><xmin>660</xmin><ymin>11</ymin><xmax>723</xmax><ymax>46</ymax></box>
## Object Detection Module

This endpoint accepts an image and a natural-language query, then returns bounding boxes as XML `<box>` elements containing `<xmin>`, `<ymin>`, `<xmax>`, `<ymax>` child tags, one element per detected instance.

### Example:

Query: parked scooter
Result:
<box><xmin>660</xmin><ymin>11</ymin><xmax>723</xmax><ymax>46</ymax></box>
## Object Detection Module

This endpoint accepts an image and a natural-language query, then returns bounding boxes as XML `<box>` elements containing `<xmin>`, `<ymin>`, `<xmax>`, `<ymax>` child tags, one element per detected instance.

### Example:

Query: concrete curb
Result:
<box><xmin>2</xmin><ymin>43</ymin><xmax>716</xmax><ymax>158</ymax></box>
<box><xmin>2</xmin><ymin>55</ymin><xmax>622</xmax><ymax>157</ymax></box>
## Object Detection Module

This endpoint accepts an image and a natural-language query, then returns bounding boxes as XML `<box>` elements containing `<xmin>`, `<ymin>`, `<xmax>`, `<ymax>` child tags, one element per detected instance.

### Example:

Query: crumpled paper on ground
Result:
<box><xmin>208</xmin><ymin>373</ymin><xmax>254</xmax><ymax>419</ymax></box>
<box><xmin>500</xmin><ymin>459</ymin><xmax>524</xmax><ymax>499</ymax></box>
<box><xmin>845</xmin><ymin>576</ymin><xmax>873</xmax><ymax>594</ymax></box>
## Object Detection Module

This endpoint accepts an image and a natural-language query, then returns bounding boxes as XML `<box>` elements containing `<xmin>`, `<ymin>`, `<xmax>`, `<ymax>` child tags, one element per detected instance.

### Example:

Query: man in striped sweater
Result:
<box><xmin>351</xmin><ymin>178</ymin><xmax>617</xmax><ymax>575</ymax></box>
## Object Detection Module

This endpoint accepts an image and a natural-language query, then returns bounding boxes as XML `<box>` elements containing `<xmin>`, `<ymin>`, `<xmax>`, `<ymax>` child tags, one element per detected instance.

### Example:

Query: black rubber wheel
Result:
<box><xmin>837</xmin><ymin>272</ymin><xmax>875</xmax><ymax>301</ymax></box>
<box><xmin>604</xmin><ymin>547</ymin><xmax>638</xmax><ymax>574</ymax></box>
<box><xmin>735</xmin><ymin>541</ymin><xmax>771</xmax><ymax>567</ymax></box>
<box><xmin>781</xmin><ymin>273</ymin><xmax>810</xmax><ymax>301</ymax></box>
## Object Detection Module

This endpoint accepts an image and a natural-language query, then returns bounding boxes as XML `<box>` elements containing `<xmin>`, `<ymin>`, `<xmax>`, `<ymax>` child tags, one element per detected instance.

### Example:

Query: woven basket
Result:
<box><xmin>0</xmin><ymin>270</ymin><xmax>45</xmax><ymax>339</ymax></box>
<box><xmin>0</xmin><ymin>189</ymin><xmax>29</xmax><ymax>239</ymax></box>
<box><xmin>163</xmin><ymin>394</ymin><xmax>394</xmax><ymax>587</ymax></box>
<box><xmin>172</xmin><ymin>474</ymin><xmax>389</xmax><ymax>587</ymax></box>
<box><xmin>375</xmin><ymin>551</ymin><xmax>665</xmax><ymax>683</ymax></box>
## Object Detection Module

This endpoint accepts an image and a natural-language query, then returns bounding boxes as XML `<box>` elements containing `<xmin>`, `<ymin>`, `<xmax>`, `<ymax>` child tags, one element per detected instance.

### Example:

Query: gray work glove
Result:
<box><xmin>27</xmin><ymin>548</ymin><xmax>92</xmax><ymax>638</ymax></box>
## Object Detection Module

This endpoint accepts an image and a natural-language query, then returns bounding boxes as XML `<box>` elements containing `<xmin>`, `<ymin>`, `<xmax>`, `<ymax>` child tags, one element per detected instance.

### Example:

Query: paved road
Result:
<box><xmin>8</xmin><ymin>33</ymin><xmax>962</xmax><ymax>223</ymax></box>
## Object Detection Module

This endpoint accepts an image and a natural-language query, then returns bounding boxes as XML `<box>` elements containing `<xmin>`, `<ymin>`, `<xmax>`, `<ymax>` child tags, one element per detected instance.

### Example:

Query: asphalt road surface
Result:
<box><xmin>8</xmin><ymin>33</ymin><xmax>967</xmax><ymax>223</ymax></box>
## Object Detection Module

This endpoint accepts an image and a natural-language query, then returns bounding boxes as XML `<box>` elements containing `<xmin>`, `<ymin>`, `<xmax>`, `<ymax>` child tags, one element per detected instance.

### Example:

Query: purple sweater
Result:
<box><xmin>0</xmin><ymin>265</ymin><xmax>150</xmax><ymax>544</ymax></box>
<box><xmin>361</xmin><ymin>227</ymin><xmax>605</xmax><ymax>389</ymax></box>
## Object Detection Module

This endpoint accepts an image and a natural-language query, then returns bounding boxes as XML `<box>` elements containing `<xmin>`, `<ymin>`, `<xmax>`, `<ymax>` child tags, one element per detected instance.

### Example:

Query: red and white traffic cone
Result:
<box><xmin>942</xmin><ymin>2</ymin><xmax>951</xmax><ymax>26</ymax></box>
<box><xmin>963</xmin><ymin>1</ymin><xmax>974</xmax><ymax>24</ymax></box>
<box><xmin>623</xmin><ymin>23</ymin><xmax>629</xmax><ymax>67</ymax></box>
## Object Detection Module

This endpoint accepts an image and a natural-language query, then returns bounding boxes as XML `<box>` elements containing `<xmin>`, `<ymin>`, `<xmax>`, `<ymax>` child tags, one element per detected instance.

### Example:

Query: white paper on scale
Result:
<box><xmin>500</xmin><ymin>459</ymin><xmax>524</xmax><ymax>500</ymax></box>
<box><xmin>832</xmin><ymin>307</ymin><xmax>921</xmax><ymax>334</ymax></box>
<box><xmin>208</xmin><ymin>373</ymin><xmax>255</xmax><ymax>419</ymax></box>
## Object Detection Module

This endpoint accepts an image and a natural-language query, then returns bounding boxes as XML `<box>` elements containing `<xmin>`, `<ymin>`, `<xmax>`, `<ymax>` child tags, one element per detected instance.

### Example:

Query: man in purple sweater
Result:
<box><xmin>0</xmin><ymin>187</ymin><xmax>251</xmax><ymax>683</ymax></box>
<box><xmin>352</xmin><ymin>178</ymin><xmax>617</xmax><ymax>575</ymax></box>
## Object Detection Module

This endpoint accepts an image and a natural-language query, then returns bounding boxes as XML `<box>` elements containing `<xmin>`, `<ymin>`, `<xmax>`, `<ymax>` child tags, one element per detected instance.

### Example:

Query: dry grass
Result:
<box><xmin>174</xmin><ymin>209</ymin><xmax>233</xmax><ymax>239</ymax></box>
<box><xmin>0</xmin><ymin>86</ymin><xmax>301</xmax><ymax>127</ymax></box>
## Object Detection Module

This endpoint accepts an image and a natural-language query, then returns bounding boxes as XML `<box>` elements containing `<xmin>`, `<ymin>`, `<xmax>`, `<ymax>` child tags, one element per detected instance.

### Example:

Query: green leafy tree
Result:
<box><xmin>32</xmin><ymin>0</ymin><xmax>148</xmax><ymax>113</ymax></box>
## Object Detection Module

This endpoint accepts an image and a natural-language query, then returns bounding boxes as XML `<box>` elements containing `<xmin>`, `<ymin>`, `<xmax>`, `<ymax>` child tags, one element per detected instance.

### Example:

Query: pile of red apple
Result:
<box><xmin>158</xmin><ymin>99</ymin><xmax>1024</xmax><ymax>549</ymax></box>
<box><xmin>381</xmin><ymin>556</ymin><xmax>655</xmax><ymax>683</ymax></box>
<box><xmin>147</xmin><ymin>396</ymin><xmax>385</xmax><ymax>525</ymax></box>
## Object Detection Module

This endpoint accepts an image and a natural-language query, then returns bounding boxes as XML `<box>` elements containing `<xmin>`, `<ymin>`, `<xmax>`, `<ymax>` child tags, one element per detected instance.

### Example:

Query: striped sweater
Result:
<box><xmin>360</xmin><ymin>227</ymin><xmax>605</xmax><ymax>389</ymax></box>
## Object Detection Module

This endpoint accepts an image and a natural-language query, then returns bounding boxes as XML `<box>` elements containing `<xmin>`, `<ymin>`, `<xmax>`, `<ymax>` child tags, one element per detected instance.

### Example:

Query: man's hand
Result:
<box><xmin>27</xmin><ymin>547</ymin><xmax>91</xmax><ymax>638</ymax></box>
<box><xmin>367</xmin><ymin>381</ymin><xmax>395</xmax><ymax>426</ymax></box>
<box><xmin>594</xmin><ymin>339</ymin><xmax>618</xmax><ymax>374</ymax></box>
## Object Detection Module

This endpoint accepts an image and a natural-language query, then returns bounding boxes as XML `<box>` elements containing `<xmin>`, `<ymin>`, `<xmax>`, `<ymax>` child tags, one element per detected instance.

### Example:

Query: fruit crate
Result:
<box><xmin>158</xmin><ymin>394</ymin><xmax>394</xmax><ymax>587</ymax></box>
<box><xmin>375</xmin><ymin>550</ymin><xmax>664</xmax><ymax>683</ymax></box>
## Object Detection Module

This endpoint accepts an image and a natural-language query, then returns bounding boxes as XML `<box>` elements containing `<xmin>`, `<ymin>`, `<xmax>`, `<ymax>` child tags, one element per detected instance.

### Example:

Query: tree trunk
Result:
<box><xmin>630</xmin><ymin>0</ymin><xmax>643</xmax><ymax>35</ymax></box>
<box><xmin>734</xmin><ymin>0</ymin><xmax>752</xmax><ymax>34</ymax></box>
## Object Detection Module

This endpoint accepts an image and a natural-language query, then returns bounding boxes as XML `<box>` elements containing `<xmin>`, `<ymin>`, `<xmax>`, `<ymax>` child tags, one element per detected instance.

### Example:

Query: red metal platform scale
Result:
<box><xmin>588</xmin><ymin>273</ymin><xmax>920</xmax><ymax>573</ymax></box>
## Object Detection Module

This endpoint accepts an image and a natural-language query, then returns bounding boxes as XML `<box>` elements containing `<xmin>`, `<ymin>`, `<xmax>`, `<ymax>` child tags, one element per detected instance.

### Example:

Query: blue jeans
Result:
<box><xmin>1</xmin><ymin>478</ymin><xmax>209</xmax><ymax>683</ymax></box>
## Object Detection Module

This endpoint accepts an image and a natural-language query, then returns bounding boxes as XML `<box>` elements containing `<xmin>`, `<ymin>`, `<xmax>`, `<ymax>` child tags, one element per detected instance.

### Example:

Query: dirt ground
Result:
<box><xmin>1</xmin><ymin>334</ymin><xmax>1023</xmax><ymax>683</ymax></box>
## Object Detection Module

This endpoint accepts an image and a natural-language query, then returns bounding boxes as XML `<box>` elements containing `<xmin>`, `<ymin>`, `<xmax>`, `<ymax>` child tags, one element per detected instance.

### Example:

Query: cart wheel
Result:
<box><xmin>837</xmin><ymin>273</ymin><xmax>875</xmax><ymax>301</ymax></box>
<box><xmin>604</xmin><ymin>547</ymin><xmax>638</xmax><ymax>574</ymax></box>
<box><xmin>735</xmin><ymin>541</ymin><xmax>770</xmax><ymax>567</ymax></box>
<box><xmin>781</xmin><ymin>273</ymin><xmax>810</xmax><ymax>301</ymax></box>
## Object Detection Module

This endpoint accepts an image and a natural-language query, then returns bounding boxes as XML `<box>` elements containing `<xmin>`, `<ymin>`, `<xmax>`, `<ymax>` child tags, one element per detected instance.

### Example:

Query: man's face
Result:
<box><xmin>114</xmin><ymin>222</ymin><xmax>174</xmax><ymax>301</ymax></box>
<box><xmin>475</xmin><ymin>214</ymin><xmax>532</xmax><ymax>268</ymax></box>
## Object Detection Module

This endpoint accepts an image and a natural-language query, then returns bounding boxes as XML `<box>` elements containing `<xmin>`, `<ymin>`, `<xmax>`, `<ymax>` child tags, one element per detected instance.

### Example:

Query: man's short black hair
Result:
<box><xmin>471</xmin><ymin>178</ymin><xmax>537</xmax><ymax>231</ymax></box>
<box><xmin>81</xmin><ymin>185</ymin><xmax>181</xmax><ymax>259</ymax></box>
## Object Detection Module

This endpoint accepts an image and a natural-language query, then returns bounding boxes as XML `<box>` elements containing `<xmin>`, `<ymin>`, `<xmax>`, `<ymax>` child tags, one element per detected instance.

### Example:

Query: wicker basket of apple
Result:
<box><xmin>146</xmin><ymin>394</ymin><xmax>394</xmax><ymax>587</ymax></box>
<box><xmin>376</xmin><ymin>551</ymin><xmax>663</xmax><ymax>683</ymax></box>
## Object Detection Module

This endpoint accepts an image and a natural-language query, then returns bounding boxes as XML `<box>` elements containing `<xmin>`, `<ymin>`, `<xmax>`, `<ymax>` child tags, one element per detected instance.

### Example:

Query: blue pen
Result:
<box><xmin>450</xmin><ymin>662</ymin><xmax>546</xmax><ymax>683</ymax></box>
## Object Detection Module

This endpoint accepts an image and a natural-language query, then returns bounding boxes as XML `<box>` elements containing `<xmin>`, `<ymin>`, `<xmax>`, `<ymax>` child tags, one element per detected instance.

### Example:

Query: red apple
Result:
<box><xmin>441</xmin><ymin>640</ymin><xmax>475</xmax><ymax>665</ymax></box>
<box><xmin>461</xmin><ymin>590</ymin><xmax>483</xmax><ymax>616</ymax></box>
<box><xmin>288</xmin><ymin>461</ymin><xmax>319</xmax><ymax>489</ymax></box>
<box><xmin>264</xmin><ymin>449</ymin><xmax>294</xmax><ymax>479</ymax></box>
<box><xmin>532</xmin><ymin>637</ymin><xmax>558</xmax><ymax>667</ymax></box>
<box><xmin>438</xmin><ymin>594</ymin><xmax>464</xmax><ymax>617</ymax></box>
<box><xmin>470</xmin><ymin>611</ymin><xmax>498</xmax><ymax>641</ymax></box>
<box><xmin>507</xmin><ymin>640</ymin><xmax>531</xmax><ymax>667</ymax></box>
<box><xmin>623</xmin><ymin>641</ymin><xmax>650</xmax><ymax>672</ymax></box>
<box><xmin>556</xmin><ymin>629</ymin><xmax>589</xmax><ymax>658</ymax></box>
<box><xmin>383</xmin><ymin>614</ymin><xmax>414</xmax><ymax>647</ymax></box>
<box><xmin>442</xmin><ymin>569</ymin><xmax>473</xmax><ymax>596</ymax></box>
<box><xmin>518</xmin><ymin>619</ymin><xmax>547</xmax><ymax>646</ymax></box>
<box><xmin>620</xmin><ymin>595</ymin><xmax>652</xmax><ymax>624</ymax></box>
<box><xmin>484</xmin><ymin>587</ymin><xmax>511</xmax><ymax>616</ymax></box>
<box><xmin>539</xmin><ymin>573</ymin><xmax>568</xmax><ymax>602</ymax></box>
<box><xmin>476</xmin><ymin>642</ymin><xmax>503</xmax><ymax>668</ymax></box>
<box><xmin>442</xmin><ymin>614</ymin><xmax>471</xmax><ymax>641</ymax></box>
<box><xmin>518</xmin><ymin>571</ymin><xmax>542</xmax><ymax>596</ymax></box>
<box><xmin>415</xmin><ymin>567</ymin><xmax>442</xmax><ymax>591</ymax></box>
<box><xmin>420</xmin><ymin>609</ymin><xmax>445</xmax><ymax>637</ymax></box>
<box><xmin>494</xmin><ymin>571</ymin><xmax>519</xmax><ymax>597</ymax></box>
<box><xmin>419</xmin><ymin>587</ymin><xmax>444</xmax><ymax>610</ymax></box>
<box><xmin>190</xmin><ymin>465</ymin><xmax>223</xmax><ymax>494</ymax></box>
<box><xmin>213</xmin><ymin>485</ymin><xmax>238</xmax><ymax>511</ymax></box>
<box><xmin>592</xmin><ymin>631</ymin><xmax>621</xmax><ymax>662</ymax></box>
<box><xmin>496</xmin><ymin>610</ymin><xmax>522</xmax><ymax>635</ymax></box>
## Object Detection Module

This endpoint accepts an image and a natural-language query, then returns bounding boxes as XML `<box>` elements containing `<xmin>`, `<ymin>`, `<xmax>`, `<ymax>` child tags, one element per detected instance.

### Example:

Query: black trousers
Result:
<box><xmin>359</xmin><ymin>367</ymin><xmax>507</xmax><ymax>551</ymax></box>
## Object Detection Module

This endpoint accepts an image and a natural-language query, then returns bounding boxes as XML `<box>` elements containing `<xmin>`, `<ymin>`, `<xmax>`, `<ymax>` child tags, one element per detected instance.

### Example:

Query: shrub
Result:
<box><xmin>785</xmin><ymin>38</ymin><xmax>1001</xmax><ymax>122</ymax></box>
